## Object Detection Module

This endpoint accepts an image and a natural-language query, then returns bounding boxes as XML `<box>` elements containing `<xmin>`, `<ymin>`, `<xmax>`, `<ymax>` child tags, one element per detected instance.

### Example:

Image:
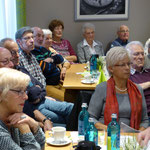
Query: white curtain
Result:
<box><xmin>0</xmin><ymin>0</ymin><xmax>17</xmax><ymax>40</ymax></box>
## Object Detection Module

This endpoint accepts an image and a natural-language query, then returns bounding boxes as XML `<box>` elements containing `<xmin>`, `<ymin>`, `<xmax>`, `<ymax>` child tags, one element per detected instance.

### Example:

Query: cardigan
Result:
<box><xmin>77</xmin><ymin>40</ymin><xmax>104</xmax><ymax>63</ymax></box>
<box><xmin>0</xmin><ymin>120</ymin><xmax>45</xmax><ymax>150</ymax></box>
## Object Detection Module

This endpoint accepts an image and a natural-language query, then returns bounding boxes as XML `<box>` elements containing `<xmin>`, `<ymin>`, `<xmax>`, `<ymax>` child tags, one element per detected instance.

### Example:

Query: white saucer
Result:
<box><xmin>46</xmin><ymin>137</ymin><xmax>71</xmax><ymax>146</ymax></box>
<box><xmin>81</xmin><ymin>79</ymin><xmax>95</xmax><ymax>84</ymax></box>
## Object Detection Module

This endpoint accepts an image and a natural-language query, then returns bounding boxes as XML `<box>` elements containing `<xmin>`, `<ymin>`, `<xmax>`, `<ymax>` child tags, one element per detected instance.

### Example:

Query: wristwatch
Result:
<box><xmin>42</xmin><ymin>117</ymin><xmax>51</xmax><ymax>124</ymax></box>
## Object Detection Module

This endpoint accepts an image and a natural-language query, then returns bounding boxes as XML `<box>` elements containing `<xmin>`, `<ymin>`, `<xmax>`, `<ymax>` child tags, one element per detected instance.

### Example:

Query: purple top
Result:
<box><xmin>130</xmin><ymin>68</ymin><xmax>150</xmax><ymax>117</ymax></box>
<box><xmin>52</xmin><ymin>39</ymin><xmax>76</xmax><ymax>57</ymax></box>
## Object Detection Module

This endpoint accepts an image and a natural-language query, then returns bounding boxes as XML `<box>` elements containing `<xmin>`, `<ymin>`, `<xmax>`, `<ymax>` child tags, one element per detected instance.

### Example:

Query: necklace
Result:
<box><xmin>115</xmin><ymin>85</ymin><xmax>127</xmax><ymax>92</ymax></box>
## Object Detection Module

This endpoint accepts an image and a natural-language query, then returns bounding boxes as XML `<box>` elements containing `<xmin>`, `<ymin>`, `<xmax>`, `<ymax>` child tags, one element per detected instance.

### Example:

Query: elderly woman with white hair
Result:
<box><xmin>0</xmin><ymin>68</ymin><xmax>45</xmax><ymax>150</ymax></box>
<box><xmin>88</xmin><ymin>47</ymin><xmax>149</xmax><ymax>131</ymax></box>
<box><xmin>76</xmin><ymin>22</ymin><xmax>104</xmax><ymax>63</ymax></box>
<box><xmin>42</xmin><ymin>29</ymin><xmax>70</xmax><ymax>79</ymax></box>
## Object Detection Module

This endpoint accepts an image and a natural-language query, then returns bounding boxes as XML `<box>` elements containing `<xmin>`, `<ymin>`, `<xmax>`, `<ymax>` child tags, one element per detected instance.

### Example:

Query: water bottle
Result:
<box><xmin>85</xmin><ymin>117</ymin><xmax>98</xmax><ymax>145</ymax></box>
<box><xmin>90</xmin><ymin>54</ymin><xmax>97</xmax><ymax>76</ymax></box>
<box><xmin>90</xmin><ymin>54</ymin><xmax>99</xmax><ymax>79</ymax></box>
<box><xmin>107</xmin><ymin>113</ymin><xmax>120</xmax><ymax>150</ymax></box>
<box><xmin>78</xmin><ymin>103</ymin><xmax>89</xmax><ymax>141</ymax></box>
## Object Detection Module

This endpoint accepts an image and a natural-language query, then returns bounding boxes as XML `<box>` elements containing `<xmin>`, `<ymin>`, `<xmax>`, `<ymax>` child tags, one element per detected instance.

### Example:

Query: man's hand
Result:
<box><xmin>60</xmin><ymin>67</ymin><xmax>67</xmax><ymax>80</ymax></box>
<box><xmin>44</xmin><ymin>58</ymin><xmax>53</xmax><ymax>63</ymax></box>
<box><xmin>43</xmin><ymin>119</ymin><xmax>53</xmax><ymax>132</ymax></box>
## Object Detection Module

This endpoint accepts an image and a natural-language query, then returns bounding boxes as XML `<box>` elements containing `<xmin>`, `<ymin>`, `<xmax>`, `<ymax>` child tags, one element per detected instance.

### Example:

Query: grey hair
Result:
<box><xmin>117</xmin><ymin>25</ymin><xmax>129</xmax><ymax>32</ymax></box>
<box><xmin>125</xmin><ymin>41</ymin><xmax>144</xmax><ymax>57</ymax></box>
<box><xmin>106</xmin><ymin>47</ymin><xmax>130</xmax><ymax>76</ymax></box>
<box><xmin>0</xmin><ymin>38</ymin><xmax>13</xmax><ymax>47</ymax></box>
<box><xmin>42</xmin><ymin>29</ymin><xmax>52</xmax><ymax>37</ymax></box>
<box><xmin>82</xmin><ymin>23</ymin><xmax>95</xmax><ymax>34</ymax></box>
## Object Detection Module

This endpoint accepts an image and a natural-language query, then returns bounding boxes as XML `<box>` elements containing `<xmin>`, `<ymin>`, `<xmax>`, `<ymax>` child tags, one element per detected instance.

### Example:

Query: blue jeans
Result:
<box><xmin>37</xmin><ymin>99</ymin><xmax>74</xmax><ymax>124</ymax></box>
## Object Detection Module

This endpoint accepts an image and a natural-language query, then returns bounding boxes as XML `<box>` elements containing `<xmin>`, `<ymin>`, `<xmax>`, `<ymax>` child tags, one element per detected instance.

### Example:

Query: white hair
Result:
<box><xmin>125</xmin><ymin>41</ymin><xmax>144</xmax><ymax>58</ymax></box>
<box><xmin>82</xmin><ymin>23</ymin><xmax>95</xmax><ymax>34</ymax></box>
<box><xmin>42</xmin><ymin>29</ymin><xmax>52</xmax><ymax>37</ymax></box>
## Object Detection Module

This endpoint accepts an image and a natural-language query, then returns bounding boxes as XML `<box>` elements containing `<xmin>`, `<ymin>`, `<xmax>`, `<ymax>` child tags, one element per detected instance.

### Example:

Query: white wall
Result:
<box><xmin>26</xmin><ymin>0</ymin><xmax>150</xmax><ymax>53</ymax></box>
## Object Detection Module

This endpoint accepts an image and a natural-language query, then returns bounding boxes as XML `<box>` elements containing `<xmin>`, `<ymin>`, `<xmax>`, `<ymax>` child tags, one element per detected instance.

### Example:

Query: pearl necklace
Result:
<box><xmin>115</xmin><ymin>85</ymin><xmax>127</xmax><ymax>92</ymax></box>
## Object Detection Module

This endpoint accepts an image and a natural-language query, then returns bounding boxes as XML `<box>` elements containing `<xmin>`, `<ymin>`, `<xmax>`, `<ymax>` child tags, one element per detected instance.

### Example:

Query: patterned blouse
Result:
<box><xmin>52</xmin><ymin>39</ymin><xmax>76</xmax><ymax>57</ymax></box>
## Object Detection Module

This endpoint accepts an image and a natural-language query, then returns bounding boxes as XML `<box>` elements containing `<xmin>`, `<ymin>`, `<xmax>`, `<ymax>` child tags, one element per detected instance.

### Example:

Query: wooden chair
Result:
<box><xmin>46</xmin><ymin>84</ymin><xmax>65</xmax><ymax>101</ymax></box>
<box><xmin>46</xmin><ymin>83</ymin><xmax>78</xmax><ymax>102</ymax></box>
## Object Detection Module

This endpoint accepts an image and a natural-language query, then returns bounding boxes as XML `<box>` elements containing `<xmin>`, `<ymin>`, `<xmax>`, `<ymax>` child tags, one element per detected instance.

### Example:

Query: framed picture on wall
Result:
<box><xmin>75</xmin><ymin>0</ymin><xmax>129</xmax><ymax>21</ymax></box>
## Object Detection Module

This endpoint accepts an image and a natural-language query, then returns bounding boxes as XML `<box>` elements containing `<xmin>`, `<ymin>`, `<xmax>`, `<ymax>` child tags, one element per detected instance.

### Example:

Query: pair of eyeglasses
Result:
<box><xmin>133</xmin><ymin>52</ymin><xmax>144</xmax><ymax>56</ymax></box>
<box><xmin>10</xmin><ymin>50</ymin><xmax>18</xmax><ymax>57</ymax></box>
<box><xmin>9</xmin><ymin>89</ymin><xmax>28</xmax><ymax>97</ymax></box>
<box><xmin>120</xmin><ymin>30</ymin><xmax>129</xmax><ymax>33</ymax></box>
<box><xmin>22</xmin><ymin>36</ymin><xmax>34</xmax><ymax>41</ymax></box>
<box><xmin>115</xmin><ymin>62</ymin><xmax>131</xmax><ymax>67</ymax></box>
<box><xmin>0</xmin><ymin>58</ymin><xmax>14</xmax><ymax>65</ymax></box>
<box><xmin>34</xmin><ymin>34</ymin><xmax>44</xmax><ymax>38</ymax></box>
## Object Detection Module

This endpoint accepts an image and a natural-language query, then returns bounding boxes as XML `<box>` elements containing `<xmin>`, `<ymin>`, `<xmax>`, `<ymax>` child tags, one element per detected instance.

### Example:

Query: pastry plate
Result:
<box><xmin>46</xmin><ymin>137</ymin><xmax>71</xmax><ymax>146</ymax></box>
<box><xmin>81</xmin><ymin>79</ymin><xmax>95</xmax><ymax>84</ymax></box>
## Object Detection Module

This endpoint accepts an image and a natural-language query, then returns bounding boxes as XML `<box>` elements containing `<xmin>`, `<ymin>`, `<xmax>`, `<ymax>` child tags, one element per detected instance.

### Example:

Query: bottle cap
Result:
<box><xmin>111</xmin><ymin>113</ymin><xmax>117</xmax><ymax>119</ymax></box>
<box><xmin>81</xmin><ymin>103</ymin><xmax>88</xmax><ymax>108</ymax></box>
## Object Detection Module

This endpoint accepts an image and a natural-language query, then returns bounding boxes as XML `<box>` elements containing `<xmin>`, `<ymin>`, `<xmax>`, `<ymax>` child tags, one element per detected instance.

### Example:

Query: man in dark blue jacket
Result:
<box><xmin>31</xmin><ymin>27</ymin><xmax>64</xmax><ymax>85</ymax></box>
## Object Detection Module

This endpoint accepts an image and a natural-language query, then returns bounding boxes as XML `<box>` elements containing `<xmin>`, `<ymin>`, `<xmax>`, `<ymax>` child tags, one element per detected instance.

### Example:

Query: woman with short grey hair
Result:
<box><xmin>77</xmin><ymin>22</ymin><xmax>104</xmax><ymax>63</ymax></box>
<box><xmin>82</xmin><ymin>22</ymin><xmax>95</xmax><ymax>34</ymax></box>
<box><xmin>88</xmin><ymin>46</ymin><xmax>149</xmax><ymax>131</ymax></box>
<box><xmin>106</xmin><ymin>46</ymin><xmax>130</xmax><ymax>76</ymax></box>
<box><xmin>0</xmin><ymin>68</ymin><xmax>45</xmax><ymax>150</ymax></box>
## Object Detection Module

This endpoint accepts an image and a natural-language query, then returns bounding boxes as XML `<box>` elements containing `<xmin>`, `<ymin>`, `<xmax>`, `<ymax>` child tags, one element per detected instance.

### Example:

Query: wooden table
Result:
<box><xmin>63</xmin><ymin>64</ymin><xmax>97</xmax><ymax>90</ymax></box>
<box><xmin>45</xmin><ymin>131</ymin><xmax>138</xmax><ymax>150</ymax></box>
<box><xmin>45</xmin><ymin>131</ymin><xmax>73</xmax><ymax>150</ymax></box>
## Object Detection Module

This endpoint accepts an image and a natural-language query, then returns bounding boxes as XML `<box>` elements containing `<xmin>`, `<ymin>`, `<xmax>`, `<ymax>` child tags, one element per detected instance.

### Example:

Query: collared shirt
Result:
<box><xmin>130</xmin><ymin>67</ymin><xmax>150</xmax><ymax>116</ymax></box>
<box><xmin>19</xmin><ymin>49</ymin><xmax>46</xmax><ymax>88</ymax></box>
<box><xmin>111</xmin><ymin>38</ymin><xmax>129</xmax><ymax>48</ymax></box>
<box><xmin>83</xmin><ymin>39</ymin><xmax>98</xmax><ymax>55</ymax></box>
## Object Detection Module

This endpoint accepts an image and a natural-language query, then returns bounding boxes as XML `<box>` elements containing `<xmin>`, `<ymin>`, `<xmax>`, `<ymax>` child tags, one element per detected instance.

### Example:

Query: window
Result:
<box><xmin>0</xmin><ymin>0</ymin><xmax>17</xmax><ymax>40</ymax></box>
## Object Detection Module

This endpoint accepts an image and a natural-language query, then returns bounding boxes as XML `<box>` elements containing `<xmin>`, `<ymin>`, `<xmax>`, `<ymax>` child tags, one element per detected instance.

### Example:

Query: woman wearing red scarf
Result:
<box><xmin>88</xmin><ymin>47</ymin><xmax>149</xmax><ymax>131</ymax></box>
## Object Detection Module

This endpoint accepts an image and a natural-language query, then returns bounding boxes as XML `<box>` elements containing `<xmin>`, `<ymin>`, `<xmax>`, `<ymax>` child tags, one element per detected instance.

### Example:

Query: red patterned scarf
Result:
<box><xmin>104</xmin><ymin>77</ymin><xmax>142</xmax><ymax>130</ymax></box>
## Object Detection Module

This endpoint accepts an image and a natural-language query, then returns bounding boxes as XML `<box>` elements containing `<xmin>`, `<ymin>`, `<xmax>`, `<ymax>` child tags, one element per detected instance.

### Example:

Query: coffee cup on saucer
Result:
<box><xmin>84</xmin><ymin>73</ymin><xmax>92</xmax><ymax>82</ymax></box>
<box><xmin>49</xmin><ymin>126</ymin><xmax>66</xmax><ymax>142</ymax></box>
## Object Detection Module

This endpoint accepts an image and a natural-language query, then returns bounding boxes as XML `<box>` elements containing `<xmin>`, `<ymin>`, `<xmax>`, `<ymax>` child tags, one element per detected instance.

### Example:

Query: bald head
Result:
<box><xmin>0</xmin><ymin>47</ymin><xmax>14</xmax><ymax>68</ymax></box>
<box><xmin>32</xmin><ymin>27</ymin><xmax>44</xmax><ymax>47</ymax></box>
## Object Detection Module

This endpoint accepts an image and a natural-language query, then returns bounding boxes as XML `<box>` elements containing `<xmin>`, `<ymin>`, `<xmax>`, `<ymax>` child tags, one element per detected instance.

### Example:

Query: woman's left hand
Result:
<box><xmin>7</xmin><ymin>113</ymin><xmax>39</xmax><ymax>134</ymax></box>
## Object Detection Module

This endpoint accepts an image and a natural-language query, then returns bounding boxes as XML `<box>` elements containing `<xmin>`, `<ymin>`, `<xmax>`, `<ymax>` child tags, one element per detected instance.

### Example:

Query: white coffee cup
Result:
<box><xmin>49</xmin><ymin>126</ymin><xmax>66</xmax><ymax>142</ymax></box>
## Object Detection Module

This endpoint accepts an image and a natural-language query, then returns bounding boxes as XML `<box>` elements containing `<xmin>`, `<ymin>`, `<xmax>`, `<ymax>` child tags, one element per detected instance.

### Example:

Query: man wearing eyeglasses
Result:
<box><xmin>126</xmin><ymin>41</ymin><xmax>150</xmax><ymax>125</ymax></box>
<box><xmin>110</xmin><ymin>25</ymin><xmax>130</xmax><ymax>48</ymax></box>
<box><xmin>15</xmin><ymin>26</ymin><xmax>46</xmax><ymax>88</ymax></box>
<box><xmin>0</xmin><ymin>38</ymin><xmax>74</xmax><ymax>127</ymax></box>
<box><xmin>0</xmin><ymin>47</ymin><xmax>14</xmax><ymax>68</ymax></box>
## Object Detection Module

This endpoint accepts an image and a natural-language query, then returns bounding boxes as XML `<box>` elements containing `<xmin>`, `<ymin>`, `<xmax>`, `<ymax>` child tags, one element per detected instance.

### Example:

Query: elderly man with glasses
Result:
<box><xmin>15</xmin><ymin>26</ymin><xmax>46</xmax><ymax>88</ymax></box>
<box><xmin>110</xmin><ymin>25</ymin><xmax>130</xmax><ymax>48</ymax></box>
<box><xmin>126</xmin><ymin>41</ymin><xmax>150</xmax><ymax>125</ymax></box>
